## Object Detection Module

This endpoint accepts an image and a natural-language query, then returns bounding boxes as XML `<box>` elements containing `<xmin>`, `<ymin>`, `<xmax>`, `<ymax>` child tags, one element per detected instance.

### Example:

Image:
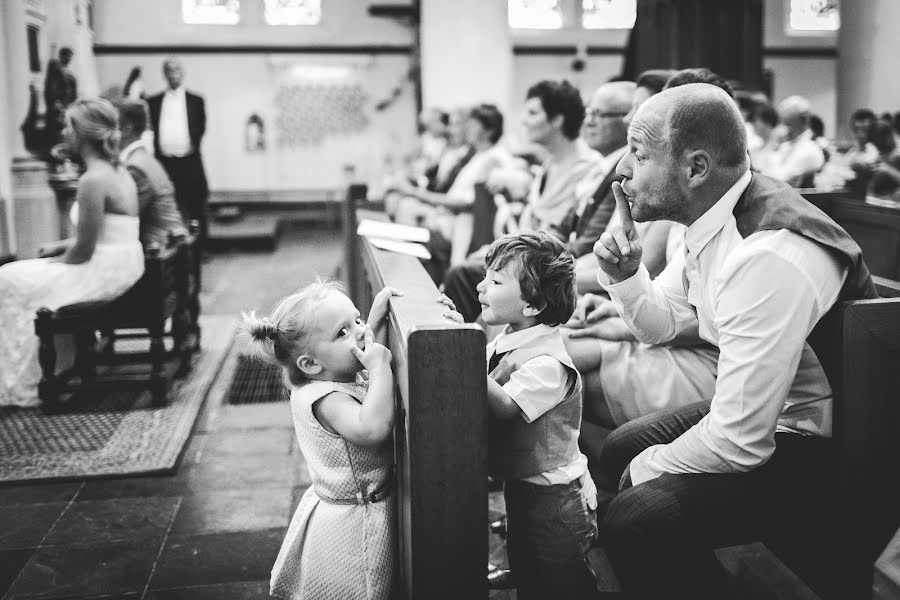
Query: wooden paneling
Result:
<box><xmin>356</xmin><ymin>234</ymin><xmax>488</xmax><ymax>599</ymax></box>
<box><xmin>801</xmin><ymin>191</ymin><xmax>900</xmax><ymax>282</ymax></box>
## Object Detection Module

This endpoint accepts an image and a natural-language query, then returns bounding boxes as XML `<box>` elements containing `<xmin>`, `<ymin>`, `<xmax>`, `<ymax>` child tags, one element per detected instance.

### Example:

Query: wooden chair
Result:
<box><xmin>34</xmin><ymin>233</ymin><xmax>193</xmax><ymax>412</ymax></box>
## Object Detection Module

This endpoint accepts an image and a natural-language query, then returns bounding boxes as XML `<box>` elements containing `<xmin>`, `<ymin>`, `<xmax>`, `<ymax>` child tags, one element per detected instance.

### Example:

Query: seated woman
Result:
<box><xmin>0</xmin><ymin>98</ymin><xmax>144</xmax><ymax>407</ymax></box>
<box><xmin>391</xmin><ymin>103</ymin><xmax>515</xmax><ymax>267</ymax></box>
<box><xmin>563</xmin><ymin>222</ymin><xmax>718</xmax><ymax>428</ymax></box>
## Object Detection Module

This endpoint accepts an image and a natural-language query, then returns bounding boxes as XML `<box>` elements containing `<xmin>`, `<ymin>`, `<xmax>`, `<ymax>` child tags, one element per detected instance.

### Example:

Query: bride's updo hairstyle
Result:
<box><xmin>66</xmin><ymin>98</ymin><xmax>122</xmax><ymax>164</ymax></box>
<box><xmin>241</xmin><ymin>278</ymin><xmax>343</xmax><ymax>386</ymax></box>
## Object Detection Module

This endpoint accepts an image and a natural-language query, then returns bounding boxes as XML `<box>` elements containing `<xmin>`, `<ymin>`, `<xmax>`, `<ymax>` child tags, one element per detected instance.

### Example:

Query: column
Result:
<box><xmin>2</xmin><ymin>0</ymin><xmax>60</xmax><ymax>259</ymax></box>
<box><xmin>0</xmin><ymin>3</ymin><xmax>14</xmax><ymax>256</ymax></box>
<box><xmin>836</xmin><ymin>0</ymin><xmax>900</xmax><ymax>138</ymax></box>
<box><xmin>419</xmin><ymin>0</ymin><xmax>513</xmax><ymax>117</ymax></box>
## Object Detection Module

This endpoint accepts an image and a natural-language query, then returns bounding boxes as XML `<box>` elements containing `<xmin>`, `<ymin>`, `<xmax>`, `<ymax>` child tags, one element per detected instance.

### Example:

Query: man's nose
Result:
<box><xmin>615</xmin><ymin>153</ymin><xmax>631</xmax><ymax>178</ymax></box>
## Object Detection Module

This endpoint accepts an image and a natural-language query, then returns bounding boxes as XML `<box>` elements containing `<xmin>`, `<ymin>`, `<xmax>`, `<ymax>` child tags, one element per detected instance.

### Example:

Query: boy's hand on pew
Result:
<box><xmin>436</xmin><ymin>294</ymin><xmax>464</xmax><ymax>323</ymax></box>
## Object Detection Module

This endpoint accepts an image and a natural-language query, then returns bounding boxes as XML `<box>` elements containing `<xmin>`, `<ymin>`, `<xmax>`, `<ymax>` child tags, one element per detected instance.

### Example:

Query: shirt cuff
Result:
<box><xmin>628</xmin><ymin>444</ymin><xmax>664</xmax><ymax>486</ymax></box>
<box><xmin>603</xmin><ymin>263</ymin><xmax>652</xmax><ymax>302</ymax></box>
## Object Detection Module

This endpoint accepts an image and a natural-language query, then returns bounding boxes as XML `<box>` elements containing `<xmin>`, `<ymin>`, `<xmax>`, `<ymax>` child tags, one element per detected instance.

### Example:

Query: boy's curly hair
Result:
<box><xmin>484</xmin><ymin>231</ymin><xmax>576</xmax><ymax>327</ymax></box>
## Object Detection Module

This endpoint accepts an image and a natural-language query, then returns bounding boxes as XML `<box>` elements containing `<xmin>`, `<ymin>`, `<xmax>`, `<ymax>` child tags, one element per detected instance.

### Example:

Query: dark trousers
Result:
<box><xmin>505</xmin><ymin>476</ymin><xmax>598</xmax><ymax>600</ymax></box>
<box><xmin>599</xmin><ymin>403</ymin><xmax>836</xmax><ymax>600</ymax></box>
<box><xmin>159</xmin><ymin>153</ymin><xmax>209</xmax><ymax>244</ymax></box>
<box><xmin>441</xmin><ymin>260</ymin><xmax>486</xmax><ymax>322</ymax></box>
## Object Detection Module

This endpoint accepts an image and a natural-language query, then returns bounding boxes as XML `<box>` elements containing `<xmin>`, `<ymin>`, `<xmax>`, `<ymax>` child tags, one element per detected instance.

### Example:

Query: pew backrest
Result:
<box><xmin>352</xmin><ymin>232</ymin><xmax>488</xmax><ymax>599</ymax></box>
<box><xmin>801</xmin><ymin>190</ymin><xmax>900</xmax><ymax>281</ymax></box>
<box><xmin>807</xmin><ymin>275</ymin><xmax>900</xmax><ymax>598</ymax></box>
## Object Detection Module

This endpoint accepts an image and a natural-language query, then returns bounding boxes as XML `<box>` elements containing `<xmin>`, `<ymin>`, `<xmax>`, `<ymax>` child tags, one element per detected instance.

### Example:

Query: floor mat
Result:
<box><xmin>0</xmin><ymin>315</ymin><xmax>235</xmax><ymax>483</ymax></box>
<box><xmin>225</xmin><ymin>354</ymin><xmax>289</xmax><ymax>405</ymax></box>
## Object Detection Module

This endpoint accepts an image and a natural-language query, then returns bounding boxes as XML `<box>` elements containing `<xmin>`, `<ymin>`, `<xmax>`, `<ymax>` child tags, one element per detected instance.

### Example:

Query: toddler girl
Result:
<box><xmin>243</xmin><ymin>280</ymin><xmax>401</xmax><ymax>600</ymax></box>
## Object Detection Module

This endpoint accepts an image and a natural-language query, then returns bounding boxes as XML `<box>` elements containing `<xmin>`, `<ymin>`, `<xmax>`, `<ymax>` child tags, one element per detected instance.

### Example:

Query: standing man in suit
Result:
<box><xmin>118</xmin><ymin>99</ymin><xmax>188</xmax><ymax>249</ymax></box>
<box><xmin>147</xmin><ymin>58</ymin><xmax>209</xmax><ymax>245</ymax></box>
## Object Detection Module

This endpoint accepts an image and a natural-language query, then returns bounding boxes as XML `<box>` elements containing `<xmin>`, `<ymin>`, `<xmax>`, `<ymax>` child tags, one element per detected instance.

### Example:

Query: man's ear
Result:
<box><xmin>685</xmin><ymin>150</ymin><xmax>711</xmax><ymax>189</ymax></box>
<box><xmin>522</xmin><ymin>303</ymin><xmax>543</xmax><ymax>318</ymax></box>
<box><xmin>296</xmin><ymin>354</ymin><xmax>322</xmax><ymax>376</ymax></box>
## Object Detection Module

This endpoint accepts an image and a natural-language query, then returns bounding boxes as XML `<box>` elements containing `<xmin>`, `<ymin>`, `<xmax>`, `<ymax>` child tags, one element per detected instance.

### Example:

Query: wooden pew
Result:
<box><xmin>804</xmin><ymin>276</ymin><xmax>900</xmax><ymax>599</ymax></box>
<box><xmin>801</xmin><ymin>190</ymin><xmax>900</xmax><ymax>280</ymax></box>
<box><xmin>351</xmin><ymin>233</ymin><xmax>489</xmax><ymax>599</ymax></box>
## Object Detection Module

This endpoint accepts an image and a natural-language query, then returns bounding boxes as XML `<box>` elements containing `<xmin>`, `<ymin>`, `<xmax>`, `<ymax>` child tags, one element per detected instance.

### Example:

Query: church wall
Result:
<box><xmin>91</xmin><ymin>0</ymin><xmax>839</xmax><ymax>194</ymax></box>
<box><xmin>95</xmin><ymin>52</ymin><xmax>418</xmax><ymax>197</ymax></box>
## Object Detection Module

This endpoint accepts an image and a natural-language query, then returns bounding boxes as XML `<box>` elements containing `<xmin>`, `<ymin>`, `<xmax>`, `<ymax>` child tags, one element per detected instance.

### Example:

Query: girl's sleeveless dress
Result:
<box><xmin>271</xmin><ymin>376</ymin><xmax>396</xmax><ymax>600</ymax></box>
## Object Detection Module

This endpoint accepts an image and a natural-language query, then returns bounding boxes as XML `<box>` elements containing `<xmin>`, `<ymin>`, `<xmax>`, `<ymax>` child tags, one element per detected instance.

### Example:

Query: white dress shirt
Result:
<box><xmin>605</xmin><ymin>171</ymin><xmax>847</xmax><ymax>485</ymax></box>
<box><xmin>119</xmin><ymin>139</ymin><xmax>146</xmax><ymax>163</ymax></box>
<box><xmin>764</xmin><ymin>129</ymin><xmax>825</xmax><ymax>186</ymax></box>
<box><xmin>487</xmin><ymin>324</ymin><xmax>597</xmax><ymax>505</ymax></box>
<box><xmin>158</xmin><ymin>86</ymin><xmax>192</xmax><ymax>157</ymax></box>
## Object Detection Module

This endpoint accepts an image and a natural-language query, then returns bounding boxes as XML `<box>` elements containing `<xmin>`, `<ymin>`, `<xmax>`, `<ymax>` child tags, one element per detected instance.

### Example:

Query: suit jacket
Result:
<box><xmin>558</xmin><ymin>165</ymin><xmax>622</xmax><ymax>258</ymax></box>
<box><xmin>123</xmin><ymin>143</ymin><xmax>188</xmax><ymax>247</ymax></box>
<box><xmin>147</xmin><ymin>89</ymin><xmax>206</xmax><ymax>157</ymax></box>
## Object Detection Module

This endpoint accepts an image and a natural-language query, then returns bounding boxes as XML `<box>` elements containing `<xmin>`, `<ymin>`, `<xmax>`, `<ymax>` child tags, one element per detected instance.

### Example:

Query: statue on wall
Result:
<box><xmin>245</xmin><ymin>113</ymin><xmax>266</xmax><ymax>152</ymax></box>
<box><xmin>43</xmin><ymin>47</ymin><xmax>78</xmax><ymax>146</ymax></box>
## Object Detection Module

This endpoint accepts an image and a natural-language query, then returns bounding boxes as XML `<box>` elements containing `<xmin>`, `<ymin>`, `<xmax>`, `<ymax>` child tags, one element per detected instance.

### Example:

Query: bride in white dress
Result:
<box><xmin>0</xmin><ymin>98</ymin><xmax>145</xmax><ymax>407</ymax></box>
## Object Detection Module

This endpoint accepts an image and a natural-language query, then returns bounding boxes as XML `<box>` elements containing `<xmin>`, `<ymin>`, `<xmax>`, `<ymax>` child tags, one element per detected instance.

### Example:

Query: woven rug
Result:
<box><xmin>225</xmin><ymin>354</ymin><xmax>289</xmax><ymax>404</ymax></box>
<box><xmin>0</xmin><ymin>315</ymin><xmax>235</xmax><ymax>483</ymax></box>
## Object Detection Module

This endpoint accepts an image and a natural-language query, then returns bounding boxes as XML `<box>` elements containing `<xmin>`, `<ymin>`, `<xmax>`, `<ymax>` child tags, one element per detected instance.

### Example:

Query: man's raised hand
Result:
<box><xmin>593</xmin><ymin>181</ymin><xmax>643</xmax><ymax>283</ymax></box>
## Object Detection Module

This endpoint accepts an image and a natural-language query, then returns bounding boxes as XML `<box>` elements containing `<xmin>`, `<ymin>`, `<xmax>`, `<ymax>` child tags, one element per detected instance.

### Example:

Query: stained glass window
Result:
<box><xmin>508</xmin><ymin>0</ymin><xmax>563</xmax><ymax>30</ymax></box>
<box><xmin>181</xmin><ymin>0</ymin><xmax>240</xmax><ymax>25</ymax></box>
<box><xmin>789</xmin><ymin>0</ymin><xmax>839</xmax><ymax>32</ymax></box>
<box><xmin>264</xmin><ymin>0</ymin><xmax>322</xmax><ymax>26</ymax></box>
<box><xmin>582</xmin><ymin>0</ymin><xmax>636</xmax><ymax>29</ymax></box>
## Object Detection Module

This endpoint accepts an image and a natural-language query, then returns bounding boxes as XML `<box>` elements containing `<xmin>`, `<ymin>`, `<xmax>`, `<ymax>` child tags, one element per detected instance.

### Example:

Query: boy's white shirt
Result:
<box><xmin>487</xmin><ymin>324</ymin><xmax>598</xmax><ymax>507</ymax></box>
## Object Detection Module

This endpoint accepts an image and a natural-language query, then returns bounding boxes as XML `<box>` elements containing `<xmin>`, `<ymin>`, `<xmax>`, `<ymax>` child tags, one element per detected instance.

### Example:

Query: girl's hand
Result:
<box><xmin>350</xmin><ymin>327</ymin><xmax>392</xmax><ymax>372</ymax></box>
<box><xmin>368</xmin><ymin>286</ymin><xmax>403</xmax><ymax>327</ymax></box>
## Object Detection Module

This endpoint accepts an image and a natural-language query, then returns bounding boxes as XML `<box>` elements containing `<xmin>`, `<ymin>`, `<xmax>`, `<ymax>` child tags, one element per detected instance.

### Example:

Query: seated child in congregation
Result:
<box><xmin>477</xmin><ymin>231</ymin><xmax>599</xmax><ymax>600</ymax></box>
<box><xmin>242</xmin><ymin>280</ymin><xmax>402</xmax><ymax>600</ymax></box>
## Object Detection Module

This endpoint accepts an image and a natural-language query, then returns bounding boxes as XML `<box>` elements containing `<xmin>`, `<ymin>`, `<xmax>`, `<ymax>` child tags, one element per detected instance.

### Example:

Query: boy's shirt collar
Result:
<box><xmin>489</xmin><ymin>323</ymin><xmax>558</xmax><ymax>355</ymax></box>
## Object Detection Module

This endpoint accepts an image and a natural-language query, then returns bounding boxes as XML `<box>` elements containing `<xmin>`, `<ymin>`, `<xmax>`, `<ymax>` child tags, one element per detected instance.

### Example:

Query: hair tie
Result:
<box><xmin>261</xmin><ymin>317</ymin><xmax>278</xmax><ymax>340</ymax></box>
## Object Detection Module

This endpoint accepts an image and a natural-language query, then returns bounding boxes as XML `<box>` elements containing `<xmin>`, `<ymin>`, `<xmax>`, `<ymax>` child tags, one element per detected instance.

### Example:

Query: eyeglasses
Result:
<box><xmin>586</xmin><ymin>110</ymin><xmax>628</xmax><ymax>121</ymax></box>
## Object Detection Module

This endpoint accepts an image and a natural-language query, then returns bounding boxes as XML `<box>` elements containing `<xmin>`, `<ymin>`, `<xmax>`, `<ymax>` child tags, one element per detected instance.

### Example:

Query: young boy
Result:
<box><xmin>477</xmin><ymin>231</ymin><xmax>598</xmax><ymax>600</ymax></box>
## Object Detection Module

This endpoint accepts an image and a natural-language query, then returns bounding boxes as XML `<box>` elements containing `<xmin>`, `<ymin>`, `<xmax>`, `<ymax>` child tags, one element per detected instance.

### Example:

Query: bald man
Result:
<box><xmin>593</xmin><ymin>84</ymin><xmax>876</xmax><ymax>599</ymax></box>
<box><xmin>764</xmin><ymin>95</ymin><xmax>825</xmax><ymax>187</ymax></box>
<box><xmin>147</xmin><ymin>57</ymin><xmax>209</xmax><ymax>244</ymax></box>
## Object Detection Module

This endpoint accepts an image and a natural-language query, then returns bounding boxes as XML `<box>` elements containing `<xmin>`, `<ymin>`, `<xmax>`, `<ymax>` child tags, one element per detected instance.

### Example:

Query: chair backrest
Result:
<box><xmin>469</xmin><ymin>182</ymin><xmax>497</xmax><ymax>254</ymax></box>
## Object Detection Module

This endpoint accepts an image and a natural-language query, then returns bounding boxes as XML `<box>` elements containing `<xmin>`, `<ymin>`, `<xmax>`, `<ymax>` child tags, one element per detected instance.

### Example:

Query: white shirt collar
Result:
<box><xmin>119</xmin><ymin>139</ymin><xmax>145</xmax><ymax>162</ymax></box>
<box><xmin>491</xmin><ymin>323</ymin><xmax>557</xmax><ymax>354</ymax></box>
<box><xmin>684</xmin><ymin>170</ymin><xmax>752</xmax><ymax>257</ymax></box>
<box><xmin>165</xmin><ymin>86</ymin><xmax>185</xmax><ymax>97</ymax></box>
